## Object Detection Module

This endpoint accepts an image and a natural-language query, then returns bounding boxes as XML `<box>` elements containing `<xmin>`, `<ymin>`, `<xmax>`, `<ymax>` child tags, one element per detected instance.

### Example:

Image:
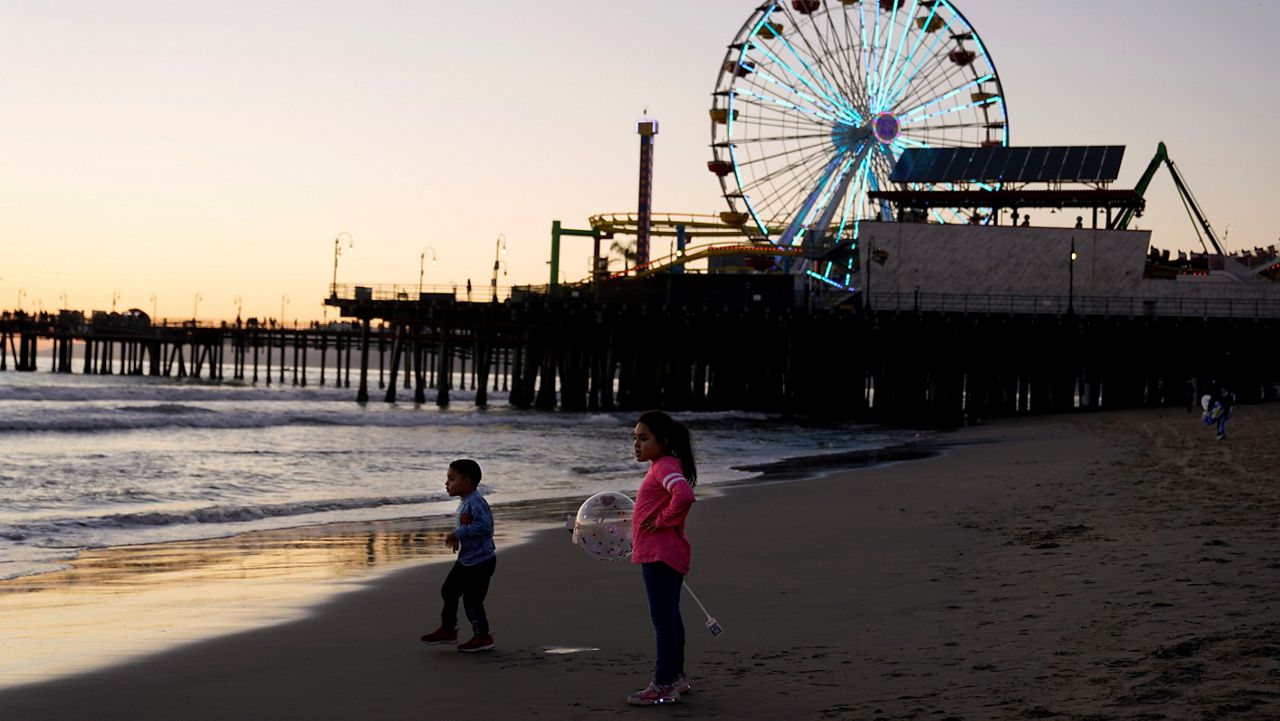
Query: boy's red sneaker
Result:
<box><xmin>457</xmin><ymin>634</ymin><xmax>495</xmax><ymax>652</ymax></box>
<box><xmin>419</xmin><ymin>626</ymin><xmax>458</xmax><ymax>645</ymax></box>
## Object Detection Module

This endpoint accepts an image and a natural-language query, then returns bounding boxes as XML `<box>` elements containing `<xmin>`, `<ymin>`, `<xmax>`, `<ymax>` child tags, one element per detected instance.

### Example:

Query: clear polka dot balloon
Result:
<box><xmin>572</xmin><ymin>492</ymin><xmax>635</xmax><ymax>561</ymax></box>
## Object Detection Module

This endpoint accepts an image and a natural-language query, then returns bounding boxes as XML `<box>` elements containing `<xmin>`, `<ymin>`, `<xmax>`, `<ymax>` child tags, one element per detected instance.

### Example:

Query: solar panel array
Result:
<box><xmin>889</xmin><ymin>146</ymin><xmax>1125</xmax><ymax>184</ymax></box>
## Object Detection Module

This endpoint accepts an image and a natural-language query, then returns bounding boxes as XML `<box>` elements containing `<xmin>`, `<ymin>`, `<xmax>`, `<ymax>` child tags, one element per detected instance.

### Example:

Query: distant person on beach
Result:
<box><xmin>1213</xmin><ymin>386</ymin><xmax>1235</xmax><ymax>440</ymax></box>
<box><xmin>420</xmin><ymin>459</ymin><xmax>497</xmax><ymax>652</ymax></box>
<box><xmin>627</xmin><ymin>411</ymin><xmax>697</xmax><ymax>706</ymax></box>
<box><xmin>1201</xmin><ymin>385</ymin><xmax>1236</xmax><ymax>440</ymax></box>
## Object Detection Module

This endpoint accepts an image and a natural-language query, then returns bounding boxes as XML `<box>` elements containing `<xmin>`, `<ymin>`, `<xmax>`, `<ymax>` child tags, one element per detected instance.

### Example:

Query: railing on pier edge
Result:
<box><xmin>862</xmin><ymin>291</ymin><xmax>1280</xmax><ymax>319</ymax></box>
<box><xmin>331</xmin><ymin>282</ymin><xmax>1280</xmax><ymax>320</ymax></box>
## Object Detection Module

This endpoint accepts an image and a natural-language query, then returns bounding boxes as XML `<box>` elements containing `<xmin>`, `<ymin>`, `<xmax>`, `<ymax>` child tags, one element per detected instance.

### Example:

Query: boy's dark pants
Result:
<box><xmin>440</xmin><ymin>555</ymin><xmax>496</xmax><ymax>635</ymax></box>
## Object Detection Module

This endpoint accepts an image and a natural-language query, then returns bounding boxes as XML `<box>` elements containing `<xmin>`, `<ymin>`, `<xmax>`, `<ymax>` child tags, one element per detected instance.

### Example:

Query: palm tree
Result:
<box><xmin>610</xmin><ymin>239</ymin><xmax>638</xmax><ymax>272</ymax></box>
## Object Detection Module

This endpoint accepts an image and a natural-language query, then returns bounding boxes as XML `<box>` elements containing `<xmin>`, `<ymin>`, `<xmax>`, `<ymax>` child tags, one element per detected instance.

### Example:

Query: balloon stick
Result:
<box><xmin>683</xmin><ymin>582</ymin><xmax>723</xmax><ymax>637</ymax></box>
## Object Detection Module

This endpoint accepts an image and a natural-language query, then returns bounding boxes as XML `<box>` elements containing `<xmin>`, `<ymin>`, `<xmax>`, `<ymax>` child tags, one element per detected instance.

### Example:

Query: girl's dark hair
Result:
<box><xmin>637</xmin><ymin>410</ymin><xmax>697</xmax><ymax>487</ymax></box>
<box><xmin>449</xmin><ymin>459</ymin><xmax>482</xmax><ymax>485</ymax></box>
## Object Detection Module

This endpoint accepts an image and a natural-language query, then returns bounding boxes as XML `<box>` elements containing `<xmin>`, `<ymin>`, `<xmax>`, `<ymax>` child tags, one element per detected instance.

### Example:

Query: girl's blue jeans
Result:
<box><xmin>641</xmin><ymin>561</ymin><xmax>685</xmax><ymax>686</ymax></box>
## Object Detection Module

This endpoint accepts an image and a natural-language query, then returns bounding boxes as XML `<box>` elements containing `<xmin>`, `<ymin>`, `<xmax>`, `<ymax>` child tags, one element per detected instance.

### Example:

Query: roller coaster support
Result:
<box><xmin>550</xmin><ymin>220</ymin><xmax>603</xmax><ymax>289</ymax></box>
<box><xmin>674</xmin><ymin>224</ymin><xmax>686</xmax><ymax>275</ymax></box>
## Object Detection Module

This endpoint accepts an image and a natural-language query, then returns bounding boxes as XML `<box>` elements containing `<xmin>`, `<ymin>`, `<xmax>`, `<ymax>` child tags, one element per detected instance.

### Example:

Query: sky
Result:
<box><xmin>2</xmin><ymin>0</ymin><xmax>1277</xmax><ymax>322</ymax></box>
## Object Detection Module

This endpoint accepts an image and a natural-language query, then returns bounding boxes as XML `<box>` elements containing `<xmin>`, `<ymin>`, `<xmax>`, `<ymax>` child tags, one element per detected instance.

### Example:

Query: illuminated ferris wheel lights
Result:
<box><xmin>872</xmin><ymin>114</ymin><xmax>902</xmax><ymax>144</ymax></box>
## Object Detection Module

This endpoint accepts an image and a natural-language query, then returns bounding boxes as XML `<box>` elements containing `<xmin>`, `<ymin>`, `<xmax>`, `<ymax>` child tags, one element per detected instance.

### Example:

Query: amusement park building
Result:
<box><xmin>844</xmin><ymin>221</ymin><xmax>1280</xmax><ymax>317</ymax></box>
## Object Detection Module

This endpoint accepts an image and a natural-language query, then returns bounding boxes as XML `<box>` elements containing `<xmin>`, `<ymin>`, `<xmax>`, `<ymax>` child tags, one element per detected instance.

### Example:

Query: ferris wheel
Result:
<box><xmin>709</xmin><ymin>0</ymin><xmax>1007</xmax><ymax>286</ymax></box>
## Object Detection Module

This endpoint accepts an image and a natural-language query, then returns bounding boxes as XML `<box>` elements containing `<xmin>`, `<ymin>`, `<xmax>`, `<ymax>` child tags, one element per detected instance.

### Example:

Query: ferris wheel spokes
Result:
<box><xmin>748</xmin><ymin>39</ymin><xmax>859</xmax><ymax>122</ymax></box>
<box><xmin>769</xmin><ymin>8</ymin><xmax>862</xmax><ymax>118</ymax></box>
<box><xmin>732</xmin><ymin>86</ymin><xmax>842</xmax><ymax>125</ymax></box>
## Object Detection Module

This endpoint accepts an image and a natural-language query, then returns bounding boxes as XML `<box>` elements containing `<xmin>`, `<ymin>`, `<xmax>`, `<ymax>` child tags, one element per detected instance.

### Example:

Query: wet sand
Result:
<box><xmin>2</xmin><ymin>406</ymin><xmax>1278</xmax><ymax>719</ymax></box>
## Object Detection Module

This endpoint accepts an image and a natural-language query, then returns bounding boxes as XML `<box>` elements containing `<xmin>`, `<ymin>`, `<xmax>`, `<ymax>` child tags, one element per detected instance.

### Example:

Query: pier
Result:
<box><xmin>4</xmin><ymin>274</ymin><xmax>1277</xmax><ymax>427</ymax></box>
<box><xmin>0</xmin><ymin>312</ymin><xmax>386</xmax><ymax>392</ymax></box>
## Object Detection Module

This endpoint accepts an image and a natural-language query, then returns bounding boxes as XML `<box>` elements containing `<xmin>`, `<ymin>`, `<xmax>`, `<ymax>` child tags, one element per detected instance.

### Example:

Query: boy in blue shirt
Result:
<box><xmin>420</xmin><ymin>459</ymin><xmax>497</xmax><ymax>652</ymax></box>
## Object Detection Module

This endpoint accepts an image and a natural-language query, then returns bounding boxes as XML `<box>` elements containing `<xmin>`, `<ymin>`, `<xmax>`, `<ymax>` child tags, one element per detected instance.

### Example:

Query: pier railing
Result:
<box><xmin>865</xmin><ymin>291</ymin><xmax>1280</xmax><ymax>319</ymax></box>
<box><xmin>329</xmin><ymin>283</ymin><xmax>512</xmax><ymax>304</ymax></box>
<box><xmin>324</xmin><ymin>281</ymin><xmax>1280</xmax><ymax>319</ymax></box>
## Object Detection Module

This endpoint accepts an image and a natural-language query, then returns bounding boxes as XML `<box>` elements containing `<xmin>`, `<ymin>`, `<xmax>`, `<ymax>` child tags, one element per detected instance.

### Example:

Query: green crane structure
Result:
<box><xmin>1110</xmin><ymin>142</ymin><xmax>1225</xmax><ymax>255</ymax></box>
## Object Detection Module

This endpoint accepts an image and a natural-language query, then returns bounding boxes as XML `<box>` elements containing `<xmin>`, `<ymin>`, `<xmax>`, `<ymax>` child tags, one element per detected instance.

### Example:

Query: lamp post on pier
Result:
<box><xmin>418</xmin><ymin>246</ymin><xmax>437</xmax><ymax>297</ymax></box>
<box><xmin>149</xmin><ymin>294</ymin><xmax>158</xmax><ymax>323</ymax></box>
<box><xmin>867</xmin><ymin>242</ymin><xmax>873</xmax><ymax>312</ymax></box>
<box><xmin>1068</xmin><ymin>236</ymin><xmax>1078</xmax><ymax>315</ymax></box>
<box><xmin>491</xmin><ymin>233</ymin><xmax>507</xmax><ymax>302</ymax></box>
<box><xmin>193</xmin><ymin>292</ymin><xmax>202</xmax><ymax>322</ymax></box>
<box><xmin>111</xmin><ymin>290</ymin><xmax>120</xmax><ymax>313</ymax></box>
<box><xmin>328</xmin><ymin>232</ymin><xmax>354</xmax><ymax>322</ymax></box>
<box><xmin>16</xmin><ymin>288</ymin><xmax>25</xmax><ymax>312</ymax></box>
<box><xmin>59</xmin><ymin>291</ymin><xmax>68</xmax><ymax>311</ymax></box>
<box><xmin>281</xmin><ymin>295</ymin><xmax>290</xmax><ymax>328</ymax></box>
<box><xmin>863</xmin><ymin>240</ymin><xmax>889</xmax><ymax>312</ymax></box>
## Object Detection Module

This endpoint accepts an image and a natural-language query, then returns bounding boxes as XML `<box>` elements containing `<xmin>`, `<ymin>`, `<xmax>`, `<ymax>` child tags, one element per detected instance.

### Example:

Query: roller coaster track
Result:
<box><xmin>607</xmin><ymin>242</ymin><xmax>807</xmax><ymax>279</ymax></box>
<box><xmin>592</xmin><ymin>212</ymin><xmax>805</xmax><ymax>279</ymax></box>
<box><xmin>588</xmin><ymin>212</ymin><xmax>780</xmax><ymax>239</ymax></box>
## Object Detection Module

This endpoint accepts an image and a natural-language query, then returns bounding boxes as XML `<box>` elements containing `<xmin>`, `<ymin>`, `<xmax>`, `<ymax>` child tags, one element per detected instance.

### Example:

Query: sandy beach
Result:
<box><xmin>2</xmin><ymin>405</ymin><xmax>1278</xmax><ymax>720</ymax></box>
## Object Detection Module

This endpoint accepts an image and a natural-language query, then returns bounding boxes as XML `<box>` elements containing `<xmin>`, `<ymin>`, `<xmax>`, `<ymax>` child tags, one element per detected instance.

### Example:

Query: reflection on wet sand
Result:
<box><xmin>0</xmin><ymin>513</ymin><xmax>545</xmax><ymax>688</ymax></box>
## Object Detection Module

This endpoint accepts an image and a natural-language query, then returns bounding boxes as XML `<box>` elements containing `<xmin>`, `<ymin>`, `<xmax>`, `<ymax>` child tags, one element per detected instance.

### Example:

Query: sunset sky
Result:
<box><xmin>3</xmin><ymin>0</ymin><xmax>1277</xmax><ymax>322</ymax></box>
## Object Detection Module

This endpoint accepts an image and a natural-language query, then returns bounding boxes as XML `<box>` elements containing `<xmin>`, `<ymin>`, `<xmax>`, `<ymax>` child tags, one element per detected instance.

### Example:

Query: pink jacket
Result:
<box><xmin>631</xmin><ymin>455</ymin><xmax>696</xmax><ymax>575</ymax></box>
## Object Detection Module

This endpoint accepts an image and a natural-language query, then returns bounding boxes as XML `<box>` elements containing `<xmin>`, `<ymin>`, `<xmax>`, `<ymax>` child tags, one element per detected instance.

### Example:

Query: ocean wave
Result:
<box><xmin>0</xmin><ymin>382</ymin><xmax>360</xmax><ymax>404</ymax></box>
<box><xmin>0</xmin><ymin>556</ymin><xmax>75</xmax><ymax>582</ymax></box>
<box><xmin>0</xmin><ymin>398</ymin><xmax>785</xmax><ymax>435</ymax></box>
<box><xmin>115</xmin><ymin>404</ymin><xmax>216</xmax><ymax>415</ymax></box>
<box><xmin>14</xmin><ymin>493</ymin><xmax>451</xmax><ymax>544</ymax></box>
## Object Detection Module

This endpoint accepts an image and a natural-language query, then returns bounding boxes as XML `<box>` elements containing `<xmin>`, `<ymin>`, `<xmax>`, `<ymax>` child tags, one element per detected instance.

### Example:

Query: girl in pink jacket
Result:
<box><xmin>626</xmin><ymin>411</ymin><xmax>697</xmax><ymax>707</ymax></box>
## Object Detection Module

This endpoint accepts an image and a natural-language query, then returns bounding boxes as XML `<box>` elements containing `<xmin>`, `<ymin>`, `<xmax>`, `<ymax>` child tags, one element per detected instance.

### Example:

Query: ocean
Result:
<box><xmin>0</xmin><ymin>365</ymin><xmax>919</xmax><ymax>582</ymax></box>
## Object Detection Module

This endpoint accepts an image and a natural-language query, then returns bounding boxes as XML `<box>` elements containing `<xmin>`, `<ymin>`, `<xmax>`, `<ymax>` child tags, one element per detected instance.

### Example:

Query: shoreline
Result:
<box><xmin>0</xmin><ymin>434</ymin><xmax>941</xmax><ymax>688</ymax></box>
<box><xmin>0</xmin><ymin>431</ymin><xmax>937</xmax><ymax>584</ymax></box>
<box><xmin>3</xmin><ymin>406</ymin><xmax>1278</xmax><ymax>719</ymax></box>
<box><xmin>0</xmin><ymin>391</ymin><xmax>921</xmax><ymax>584</ymax></box>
